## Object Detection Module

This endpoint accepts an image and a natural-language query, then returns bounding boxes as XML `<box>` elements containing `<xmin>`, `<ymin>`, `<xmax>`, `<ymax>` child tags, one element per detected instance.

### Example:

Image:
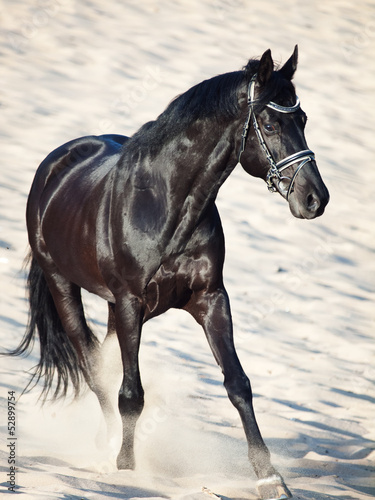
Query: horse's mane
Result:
<box><xmin>122</xmin><ymin>57</ymin><xmax>290</xmax><ymax>160</ymax></box>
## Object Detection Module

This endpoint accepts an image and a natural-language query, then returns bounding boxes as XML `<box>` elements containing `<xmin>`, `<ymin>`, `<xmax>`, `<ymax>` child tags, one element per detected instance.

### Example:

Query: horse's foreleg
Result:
<box><xmin>114</xmin><ymin>294</ymin><xmax>144</xmax><ymax>470</ymax></box>
<box><xmin>186</xmin><ymin>288</ymin><xmax>292</xmax><ymax>500</ymax></box>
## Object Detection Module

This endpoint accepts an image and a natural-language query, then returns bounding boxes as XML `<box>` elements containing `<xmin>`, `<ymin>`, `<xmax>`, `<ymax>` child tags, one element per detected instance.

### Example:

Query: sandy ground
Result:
<box><xmin>0</xmin><ymin>1</ymin><xmax>374</xmax><ymax>499</ymax></box>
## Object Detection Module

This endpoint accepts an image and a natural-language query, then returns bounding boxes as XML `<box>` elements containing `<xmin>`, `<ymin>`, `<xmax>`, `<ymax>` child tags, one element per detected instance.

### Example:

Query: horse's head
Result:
<box><xmin>239</xmin><ymin>46</ymin><xmax>329</xmax><ymax>219</ymax></box>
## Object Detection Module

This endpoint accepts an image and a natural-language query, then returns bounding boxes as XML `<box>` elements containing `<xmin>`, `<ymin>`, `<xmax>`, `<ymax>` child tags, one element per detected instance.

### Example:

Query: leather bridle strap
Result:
<box><xmin>238</xmin><ymin>74</ymin><xmax>315</xmax><ymax>200</ymax></box>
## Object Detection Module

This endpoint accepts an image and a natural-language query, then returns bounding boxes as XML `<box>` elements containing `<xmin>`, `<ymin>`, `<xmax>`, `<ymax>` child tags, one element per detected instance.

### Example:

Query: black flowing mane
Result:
<box><xmin>123</xmin><ymin>58</ymin><xmax>292</xmax><ymax>159</ymax></box>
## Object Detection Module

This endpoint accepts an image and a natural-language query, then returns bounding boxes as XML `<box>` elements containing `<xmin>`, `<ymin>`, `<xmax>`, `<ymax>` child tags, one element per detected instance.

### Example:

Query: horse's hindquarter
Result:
<box><xmin>27</xmin><ymin>135</ymin><xmax>127</xmax><ymax>300</ymax></box>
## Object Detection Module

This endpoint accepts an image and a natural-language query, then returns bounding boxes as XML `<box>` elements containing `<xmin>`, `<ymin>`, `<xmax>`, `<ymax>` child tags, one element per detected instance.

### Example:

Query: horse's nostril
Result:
<box><xmin>307</xmin><ymin>193</ymin><xmax>320</xmax><ymax>212</ymax></box>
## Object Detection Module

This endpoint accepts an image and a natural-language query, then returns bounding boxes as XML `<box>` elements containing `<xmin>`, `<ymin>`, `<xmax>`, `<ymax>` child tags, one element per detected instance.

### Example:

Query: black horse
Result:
<box><xmin>13</xmin><ymin>46</ymin><xmax>329</xmax><ymax>500</ymax></box>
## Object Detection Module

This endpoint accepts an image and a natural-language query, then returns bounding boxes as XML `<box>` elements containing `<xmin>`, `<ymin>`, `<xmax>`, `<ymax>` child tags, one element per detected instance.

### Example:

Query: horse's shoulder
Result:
<box><xmin>176</xmin><ymin>204</ymin><xmax>225</xmax><ymax>266</ymax></box>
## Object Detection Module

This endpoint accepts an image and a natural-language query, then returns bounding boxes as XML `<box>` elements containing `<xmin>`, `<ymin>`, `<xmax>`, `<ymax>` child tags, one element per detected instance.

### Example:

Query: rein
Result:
<box><xmin>238</xmin><ymin>74</ymin><xmax>315</xmax><ymax>200</ymax></box>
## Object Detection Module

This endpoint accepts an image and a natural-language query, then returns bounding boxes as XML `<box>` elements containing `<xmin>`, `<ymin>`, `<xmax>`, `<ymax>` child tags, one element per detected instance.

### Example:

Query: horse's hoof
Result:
<box><xmin>256</xmin><ymin>475</ymin><xmax>292</xmax><ymax>500</ymax></box>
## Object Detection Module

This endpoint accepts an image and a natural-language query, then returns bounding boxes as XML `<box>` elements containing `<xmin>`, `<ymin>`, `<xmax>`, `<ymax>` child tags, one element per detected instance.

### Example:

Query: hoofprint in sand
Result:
<box><xmin>1</xmin><ymin>1</ymin><xmax>374</xmax><ymax>499</ymax></box>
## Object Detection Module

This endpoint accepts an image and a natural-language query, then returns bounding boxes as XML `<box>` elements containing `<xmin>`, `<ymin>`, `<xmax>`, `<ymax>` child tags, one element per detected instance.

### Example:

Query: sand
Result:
<box><xmin>0</xmin><ymin>1</ymin><xmax>374</xmax><ymax>499</ymax></box>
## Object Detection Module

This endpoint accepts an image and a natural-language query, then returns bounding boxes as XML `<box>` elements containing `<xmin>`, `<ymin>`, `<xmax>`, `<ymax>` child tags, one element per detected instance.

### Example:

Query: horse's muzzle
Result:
<box><xmin>288</xmin><ymin>183</ymin><xmax>330</xmax><ymax>219</ymax></box>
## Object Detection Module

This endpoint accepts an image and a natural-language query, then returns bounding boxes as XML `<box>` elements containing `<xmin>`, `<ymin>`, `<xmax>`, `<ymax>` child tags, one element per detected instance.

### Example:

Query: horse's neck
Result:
<box><xmin>114</xmin><ymin>117</ymin><xmax>241</xmax><ymax>261</ymax></box>
<box><xmin>165</xmin><ymin>126</ymin><xmax>238</xmax><ymax>254</ymax></box>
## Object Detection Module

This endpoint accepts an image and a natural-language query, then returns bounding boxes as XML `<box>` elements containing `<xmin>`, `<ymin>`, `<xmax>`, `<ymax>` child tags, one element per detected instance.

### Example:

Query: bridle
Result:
<box><xmin>238</xmin><ymin>74</ymin><xmax>315</xmax><ymax>200</ymax></box>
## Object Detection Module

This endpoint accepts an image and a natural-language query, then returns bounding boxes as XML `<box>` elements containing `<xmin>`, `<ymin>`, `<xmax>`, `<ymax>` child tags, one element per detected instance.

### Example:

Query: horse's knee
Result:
<box><xmin>224</xmin><ymin>374</ymin><xmax>253</xmax><ymax>408</ymax></box>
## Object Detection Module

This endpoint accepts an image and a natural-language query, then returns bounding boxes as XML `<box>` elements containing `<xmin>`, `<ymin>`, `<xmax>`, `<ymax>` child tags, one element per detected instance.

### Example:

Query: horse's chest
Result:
<box><xmin>143</xmin><ymin>260</ymin><xmax>187</xmax><ymax>320</ymax></box>
<box><xmin>143</xmin><ymin>251</ymin><xmax>211</xmax><ymax>321</ymax></box>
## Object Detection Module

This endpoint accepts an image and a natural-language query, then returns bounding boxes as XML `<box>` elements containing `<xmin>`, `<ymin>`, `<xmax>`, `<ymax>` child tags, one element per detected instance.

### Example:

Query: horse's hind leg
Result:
<box><xmin>42</xmin><ymin>264</ymin><xmax>127</xmax><ymax>460</ymax></box>
<box><xmin>40</xmin><ymin>267</ymin><xmax>100</xmax><ymax>389</ymax></box>
<box><xmin>41</xmin><ymin>268</ymin><xmax>122</xmax><ymax>452</ymax></box>
<box><xmin>93</xmin><ymin>303</ymin><xmax>123</xmax><ymax>454</ymax></box>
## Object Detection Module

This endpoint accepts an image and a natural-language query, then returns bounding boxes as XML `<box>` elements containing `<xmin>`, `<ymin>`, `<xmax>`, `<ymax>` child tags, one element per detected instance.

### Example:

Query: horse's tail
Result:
<box><xmin>9</xmin><ymin>253</ymin><xmax>82</xmax><ymax>400</ymax></box>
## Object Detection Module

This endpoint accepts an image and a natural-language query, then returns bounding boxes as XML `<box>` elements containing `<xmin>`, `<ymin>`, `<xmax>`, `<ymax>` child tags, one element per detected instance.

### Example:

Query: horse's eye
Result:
<box><xmin>264</xmin><ymin>123</ymin><xmax>277</xmax><ymax>135</ymax></box>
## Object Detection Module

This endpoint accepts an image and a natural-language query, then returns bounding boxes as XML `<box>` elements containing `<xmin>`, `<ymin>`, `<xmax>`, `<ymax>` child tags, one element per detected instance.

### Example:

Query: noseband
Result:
<box><xmin>238</xmin><ymin>74</ymin><xmax>315</xmax><ymax>200</ymax></box>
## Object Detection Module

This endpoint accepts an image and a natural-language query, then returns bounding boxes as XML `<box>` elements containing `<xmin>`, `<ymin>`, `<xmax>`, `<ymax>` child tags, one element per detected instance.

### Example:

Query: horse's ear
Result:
<box><xmin>257</xmin><ymin>49</ymin><xmax>274</xmax><ymax>86</ymax></box>
<box><xmin>280</xmin><ymin>44</ymin><xmax>298</xmax><ymax>80</ymax></box>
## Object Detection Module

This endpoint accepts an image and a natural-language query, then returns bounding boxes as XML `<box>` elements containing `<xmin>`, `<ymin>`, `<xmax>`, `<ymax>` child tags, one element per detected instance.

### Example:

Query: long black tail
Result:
<box><xmin>9</xmin><ymin>253</ymin><xmax>82</xmax><ymax>400</ymax></box>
